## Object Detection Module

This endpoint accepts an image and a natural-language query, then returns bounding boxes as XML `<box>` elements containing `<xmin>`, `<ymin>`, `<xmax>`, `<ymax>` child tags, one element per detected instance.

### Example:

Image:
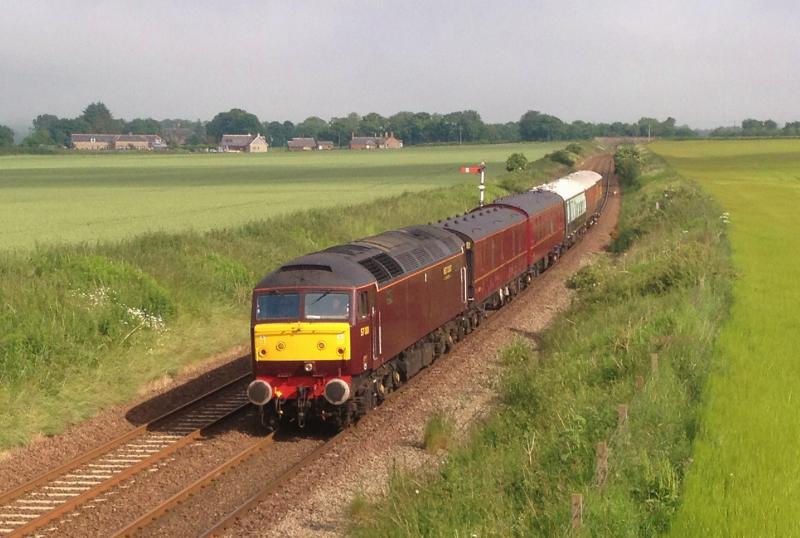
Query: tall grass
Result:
<box><xmin>0</xmin><ymin>143</ymin><xmax>595</xmax><ymax>449</ymax></box>
<box><xmin>652</xmin><ymin>139</ymin><xmax>800</xmax><ymax>536</ymax></box>
<box><xmin>349</xmin><ymin>150</ymin><xmax>733</xmax><ymax>537</ymax></box>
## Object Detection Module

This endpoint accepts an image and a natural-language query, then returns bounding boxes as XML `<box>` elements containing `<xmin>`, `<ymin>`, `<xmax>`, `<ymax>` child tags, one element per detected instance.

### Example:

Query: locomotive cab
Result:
<box><xmin>247</xmin><ymin>225</ymin><xmax>466</xmax><ymax>431</ymax></box>
<box><xmin>248</xmin><ymin>286</ymin><xmax>366</xmax><ymax>428</ymax></box>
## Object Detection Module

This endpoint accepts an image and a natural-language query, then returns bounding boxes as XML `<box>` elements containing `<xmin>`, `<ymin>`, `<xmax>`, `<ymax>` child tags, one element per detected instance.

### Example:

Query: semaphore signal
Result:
<box><xmin>460</xmin><ymin>161</ymin><xmax>487</xmax><ymax>206</ymax></box>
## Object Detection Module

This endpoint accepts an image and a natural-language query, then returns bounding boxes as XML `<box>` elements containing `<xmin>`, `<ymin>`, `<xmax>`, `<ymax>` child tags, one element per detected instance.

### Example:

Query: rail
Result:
<box><xmin>0</xmin><ymin>373</ymin><xmax>251</xmax><ymax>537</ymax></box>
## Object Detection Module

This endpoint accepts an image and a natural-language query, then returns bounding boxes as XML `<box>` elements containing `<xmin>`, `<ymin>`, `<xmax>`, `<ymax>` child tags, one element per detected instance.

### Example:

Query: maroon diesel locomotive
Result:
<box><xmin>247</xmin><ymin>170</ymin><xmax>606</xmax><ymax>430</ymax></box>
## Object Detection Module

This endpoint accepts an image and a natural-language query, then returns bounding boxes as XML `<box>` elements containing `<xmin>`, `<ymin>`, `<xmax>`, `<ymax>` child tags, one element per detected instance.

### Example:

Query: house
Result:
<box><xmin>287</xmin><ymin>137</ymin><xmax>316</xmax><ymax>151</ymax></box>
<box><xmin>114</xmin><ymin>134</ymin><xmax>150</xmax><ymax>150</ymax></box>
<box><xmin>145</xmin><ymin>135</ymin><xmax>168</xmax><ymax>150</ymax></box>
<box><xmin>71</xmin><ymin>133</ymin><xmax>167</xmax><ymax>151</ymax></box>
<box><xmin>349</xmin><ymin>132</ymin><xmax>403</xmax><ymax>150</ymax></box>
<box><xmin>163</xmin><ymin>126</ymin><xmax>195</xmax><ymax>145</ymax></box>
<box><xmin>382</xmin><ymin>132</ymin><xmax>403</xmax><ymax>149</ymax></box>
<box><xmin>316</xmin><ymin>140</ymin><xmax>334</xmax><ymax>150</ymax></box>
<box><xmin>71</xmin><ymin>134</ymin><xmax>115</xmax><ymax>150</ymax></box>
<box><xmin>220</xmin><ymin>133</ymin><xmax>268</xmax><ymax>153</ymax></box>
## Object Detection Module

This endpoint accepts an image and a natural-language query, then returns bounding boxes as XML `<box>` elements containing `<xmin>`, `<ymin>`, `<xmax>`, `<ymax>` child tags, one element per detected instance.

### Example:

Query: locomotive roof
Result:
<box><xmin>434</xmin><ymin>206</ymin><xmax>525</xmax><ymax>243</ymax></box>
<box><xmin>537</xmin><ymin>177</ymin><xmax>585</xmax><ymax>201</ymax></box>
<box><xmin>489</xmin><ymin>189</ymin><xmax>563</xmax><ymax>216</ymax></box>
<box><xmin>255</xmin><ymin>224</ymin><xmax>465</xmax><ymax>290</ymax></box>
<box><xmin>563</xmin><ymin>170</ymin><xmax>602</xmax><ymax>189</ymax></box>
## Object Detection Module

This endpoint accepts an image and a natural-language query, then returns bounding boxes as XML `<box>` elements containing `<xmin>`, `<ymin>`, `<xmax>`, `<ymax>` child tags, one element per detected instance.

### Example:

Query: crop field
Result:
<box><xmin>0</xmin><ymin>142</ymin><xmax>561</xmax><ymax>251</ymax></box>
<box><xmin>651</xmin><ymin>140</ymin><xmax>800</xmax><ymax>536</ymax></box>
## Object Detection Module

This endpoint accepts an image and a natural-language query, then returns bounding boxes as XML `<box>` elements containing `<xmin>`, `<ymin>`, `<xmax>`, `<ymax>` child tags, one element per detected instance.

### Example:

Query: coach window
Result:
<box><xmin>358</xmin><ymin>292</ymin><xmax>369</xmax><ymax>318</ymax></box>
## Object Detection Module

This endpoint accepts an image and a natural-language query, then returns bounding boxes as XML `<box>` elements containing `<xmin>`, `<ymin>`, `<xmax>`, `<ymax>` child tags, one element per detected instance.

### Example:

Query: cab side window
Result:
<box><xmin>359</xmin><ymin>292</ymin><xmax>369</xmax><ymax>318</ymax></box>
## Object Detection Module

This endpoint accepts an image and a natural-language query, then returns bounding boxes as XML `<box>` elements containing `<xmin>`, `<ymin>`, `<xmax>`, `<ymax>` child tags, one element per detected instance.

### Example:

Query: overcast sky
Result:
<box><xmin>1</xmin><ymin>0</ymin><xmax>798</xmax><ymax>133</ymax></box>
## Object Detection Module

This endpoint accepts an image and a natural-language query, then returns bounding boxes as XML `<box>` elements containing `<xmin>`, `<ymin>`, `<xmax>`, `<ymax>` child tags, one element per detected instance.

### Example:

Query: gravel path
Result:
<box><xmin>222</xmin><ymin>154</ymin><xmax>620</xmax><ymax>538</ymax></box>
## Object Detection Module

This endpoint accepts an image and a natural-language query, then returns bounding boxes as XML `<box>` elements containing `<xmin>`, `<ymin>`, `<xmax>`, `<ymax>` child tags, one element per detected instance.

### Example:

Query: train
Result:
<box><xmin>246</xmin><ymin>170</ymin><xmax>607</xmax><ymax>430</ymax></box>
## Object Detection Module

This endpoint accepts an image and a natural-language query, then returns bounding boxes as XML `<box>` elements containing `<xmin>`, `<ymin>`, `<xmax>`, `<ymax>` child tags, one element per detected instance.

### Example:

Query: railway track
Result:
<box><xmin>0</xmin><ymin>374</ymin><xmax>252</xmax><ymax>537</ymax></box>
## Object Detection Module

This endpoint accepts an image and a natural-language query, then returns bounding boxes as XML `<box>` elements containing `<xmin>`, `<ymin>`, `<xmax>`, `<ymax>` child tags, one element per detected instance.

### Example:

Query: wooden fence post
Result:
<box><xmin>635</xmin><ymin>375</ymin><xmax>645</xmax><ymax>393</ymax></box>
<box><xmin>571</xmin><ymin>493</ymin><xmax>583</xmax><ymax>529</ymax></box>
<box><xmin>595</xmin><ymin>442</ymin><xmax>608</xmax><ymax>487</ymax></box>
<box><xmin>617</xmin><ymin>404</ymin><xmax>628</xmax><ymax>427</ymax></box>
<box><xmin>650</xmin><ymin>352</ymin><xmax>659</xmax><ymax>375</ymax></box>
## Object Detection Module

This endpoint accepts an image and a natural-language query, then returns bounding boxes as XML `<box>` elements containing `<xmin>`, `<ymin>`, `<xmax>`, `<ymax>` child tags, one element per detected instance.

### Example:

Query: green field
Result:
<box><xmin>651</xmin><ymin>140</ymin><xmax>800</xmax><ymax>536</ymax></box>
<box><xmin>0</xmin><ymin>143</ymin><xmax>561</xmax><ymax>250</ymax></box>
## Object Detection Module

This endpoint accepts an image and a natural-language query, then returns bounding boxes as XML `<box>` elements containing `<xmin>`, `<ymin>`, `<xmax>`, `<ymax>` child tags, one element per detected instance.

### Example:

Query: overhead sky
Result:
<box><xmin>1</xmin><ymin>0</ymin><xmax>798</xmax><ymax>132</ymax></box>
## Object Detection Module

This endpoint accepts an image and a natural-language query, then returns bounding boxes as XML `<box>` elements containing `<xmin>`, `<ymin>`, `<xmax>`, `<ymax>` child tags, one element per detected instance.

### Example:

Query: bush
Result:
<box><xmin>615</xmin><ymin>145</ymin><xmax>643</xmax><ymax>189</ymax></box>
<box><xmin>505</xmin><ymin>152</ymin><xmax>528</xmax><ymax>172</ymax></box>
<box><xmin>547</xmin><ymin>149</ymin><xmax>578</xmax><ymax>166</ymax></box>
<box><xmin>565</xmin><ymin>143</ymin><xmax>584</xmax><ymax>155</ymax></box>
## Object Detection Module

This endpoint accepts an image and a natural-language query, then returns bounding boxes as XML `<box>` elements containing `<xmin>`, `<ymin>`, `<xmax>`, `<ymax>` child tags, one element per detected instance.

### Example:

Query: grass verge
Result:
<box><xmin>0</xmin><ymin>143</ymin><xmax>592</xmax><ymax>450</ymax></box>
<box><xmin>348</xmin><ymin>149</ymin><xmax>733</xmax><ymax>537</ymax></box>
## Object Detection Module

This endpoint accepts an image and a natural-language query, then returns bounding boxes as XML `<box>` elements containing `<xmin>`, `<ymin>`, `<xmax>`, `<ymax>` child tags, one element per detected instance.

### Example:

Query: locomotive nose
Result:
<box><xmin>247</xmin><ymin>379</ymin><xmax>273</xmax><ymax>405</ymax></box>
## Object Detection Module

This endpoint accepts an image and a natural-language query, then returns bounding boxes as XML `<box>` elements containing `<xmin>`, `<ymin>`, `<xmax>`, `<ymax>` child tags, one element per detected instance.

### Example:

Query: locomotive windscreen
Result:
<box><xmin>304</xmin><ymin>292</ymin><xmax>350</xmax><ymax>320</ymax></box>
<box><xmin>256</xmin><ymin>293</ymin><xmax>300</xmax><ymax>320</ymax></box>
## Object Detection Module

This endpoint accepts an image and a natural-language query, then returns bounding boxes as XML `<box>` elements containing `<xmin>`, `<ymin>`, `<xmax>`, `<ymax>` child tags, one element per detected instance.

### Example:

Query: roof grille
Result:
<box><xmin>395</xmin><ymin>251</ymin><xmax>421</xmax><ymax>272</ymax></box>
<box><xmin>279</xmin><ymin>264</ymin><xmax>332</xmax><ymax>272</ymax></box>
<box><xmin>374</xmin><ymin>253</ymin><xmax>404</xmax><ymax>277</ymax></box>
<box><xmin>411</xmin><ymin>247</ymin><xmax>433</xmax><ymax>266</ymax></box>
<box><xmin>359</xmin><ymin>258</ymin><xmax>391</xmax><ymax>283</ymax></box>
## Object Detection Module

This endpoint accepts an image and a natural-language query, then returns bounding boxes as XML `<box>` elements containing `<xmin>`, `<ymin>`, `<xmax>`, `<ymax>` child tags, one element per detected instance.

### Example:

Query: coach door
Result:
<box><xmin>464</xmin><ymin>242</ymin><xmax>475</xmax><ymax>302</ymax></box>
<box><xmin>358</xmin><ymin>289</ymin><xmax>379</xmax><ymax>369</ymax></box>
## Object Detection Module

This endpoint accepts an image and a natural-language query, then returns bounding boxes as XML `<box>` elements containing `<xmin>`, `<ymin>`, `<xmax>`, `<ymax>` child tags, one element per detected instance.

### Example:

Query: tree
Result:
<box><xmin>31</xmin><ymin>114</ymin><xmax>90</xmax><ymax>146</ymax></box>
<box><xmin>22</xmin><ymin>129</ymin><xmax>55</xmax><ymax>147</ymax></box>
<box><xmin>294</xmin><ymin>116</ymin><xmax>327</xmax><ymax>138</ymax></box>
<box><xmin>519</xmin><ymin>110</ymin><xmax>565</xmax><ymax>141</ymax></box>
<box><xmin>263</xmin><ymin>120</ymin><xmax>293</xmax><ymax>147</ymax></box>
<box><xmin>81</xmin><ymin>102</ymin><xmax>122</xmax><ymax>133</ymax></box>
<box><xmin>505</xmin><ymin>152</ymin><xmax>528</xmax><ymax>171</ymax></box>
<box><xmin>123</xmin><ymin>118</ymin><xmax>162</xmax><ymax>135</ymax></box>
<box><xmin>0</xmin><ymin>125</ymin><xmax>13</xmax><ymax>147</ymax></box>
<box><xmin>206</xmin><ymin>108</ymin><xmax>263</xmax><ymax>142</ymax></box>
<box><xmin>360</xmin><ymin>112</ymin><xmax>387</xmax><ymax>136</ymax></box>
<box><xmin>329</xmin><ymin>113</ymin><xmax>360</xmax><ymax>146</ymax></box>
<box><xmin>444</xmin><ymin>110</ymin><xmax>485</xmax><ymax>143</ymax></box>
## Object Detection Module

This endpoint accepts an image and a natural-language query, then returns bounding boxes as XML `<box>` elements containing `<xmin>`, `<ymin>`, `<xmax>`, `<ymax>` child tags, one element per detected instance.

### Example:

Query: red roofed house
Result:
<box><xmin>220</xmin><ymin>133</ymin><xmax>268</xmax><ymax>153</ymax></box>
<box><xmin>349</xmin><ymin>132</ymin><xmax>403</xmax><ymax>150</ymax></box>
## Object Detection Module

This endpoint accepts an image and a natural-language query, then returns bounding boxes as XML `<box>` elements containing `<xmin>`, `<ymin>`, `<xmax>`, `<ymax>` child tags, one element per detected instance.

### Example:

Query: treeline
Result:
<box><xmin>710</xmin><ymin>118</ymin><xmax>800</xmax><ymax>137</ymax></box>
<box><xmin>1</xmin><ymin>102</ymin><xmax>700</xmax><ymax>152</ymax></box>
<box><xmin>5</xmin><ymin>103</ymin><xmax>800</xmax><ymax>151</ymax></box>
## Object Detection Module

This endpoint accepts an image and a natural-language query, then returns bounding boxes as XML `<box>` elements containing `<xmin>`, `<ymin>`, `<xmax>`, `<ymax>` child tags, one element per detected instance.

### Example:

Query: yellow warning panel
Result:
<box><xmin>253</xmin><ymin>322</ymin><xmax>350</xmax><ymax>361</ymax></box>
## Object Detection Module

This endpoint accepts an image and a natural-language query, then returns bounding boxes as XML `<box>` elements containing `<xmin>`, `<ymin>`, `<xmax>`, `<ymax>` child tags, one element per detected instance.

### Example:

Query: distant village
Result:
<box><xmin>69</xmin><ymin>132</ymin><xmax>403</xmax><ymax>152</ymax></box>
